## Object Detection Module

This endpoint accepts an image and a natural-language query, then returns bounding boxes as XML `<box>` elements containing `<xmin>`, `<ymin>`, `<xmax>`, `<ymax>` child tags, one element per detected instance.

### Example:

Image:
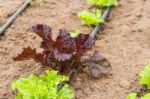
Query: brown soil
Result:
<box><xmin>0</xmin><ymin>0</ymin><xmax>150</xmax><ymax>99</ymax></box>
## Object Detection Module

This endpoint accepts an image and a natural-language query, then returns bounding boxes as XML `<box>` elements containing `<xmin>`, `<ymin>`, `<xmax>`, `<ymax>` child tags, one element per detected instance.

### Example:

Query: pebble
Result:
<box><xmin>119</xmin><ymin>79</ymin><xmax>131</xmax><ymax>89</ymax></box>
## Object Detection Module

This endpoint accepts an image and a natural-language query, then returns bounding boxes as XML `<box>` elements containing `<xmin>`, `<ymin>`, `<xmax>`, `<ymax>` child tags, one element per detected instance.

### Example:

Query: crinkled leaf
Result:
<box><xmin>12</xmin><ymin>70</ymin><xmax>75</xmax><ymax>99</ymax></box>
<box><xmin>89</xmin><ymin>62</ymin><xmax>111</xmax><ymax>78</ymax></box>
<box><xmin>54</xmin><ymin>49</ymin><xmax>72</xmax><ymax>62</ymax></box>
<box><xmin>83</xmin><ymin>51</ymin><xmax>111</xmax><ymax>78</ymax></box>
<box><xmin>76</xmin><ymin>34</ymin><xmax>95</xmax><ymax>51</ymax></box>
<box><xmin>70</xmin><ymin>29</ymin><xmax>81</xmax><ymax>38</ymax></box>
<box><xmin>82</xmin><ymin>36</ymin><xmax>95</xmax><ymax>51</ymax></box>
<box><xmin>32</xmin><ymin>24</ymin><xmax>52</xmax><ymax>41</ymax></box>
<box><xmin>78</xmin><ymin>10</ymin><xmax>103</xmax><ymax>26</ymax></box>
<box><xmin>55</xmin><ymin>29</ymin><xmax>76</xmax><ymax>54</ymax></box>
<box><xmin>32</xmin><ymin>24</ymin><xmax>54</xmax><ymax>49</ymax></box>
<box><xmin>13</xmin><ymin>47</ymin><xmax>45</xmax><ymax>64</ymax></box>
<box><xmin>87</xmin><ymin>0</ymin><xmax>118</xmax><ymax>7</ymax></box>
<box><xmin>141</xmin><ymin>93</ymin><xmax>150</xmax><ymax>99</ymax></box>
<box><xmin>76</xmin><ymin>34</ymin><xmax>89</xmax><ymax>45</ymax></box>
<box><xmin>127</xmin><ymin>93</ymin><xmax>137</xmax><ymax>99</ymax></box>
<box><xmin>139</xmin><ymin>64</ymin><xmax>150</xmax><ymax>89</ymax></box>
<box><xmin>91</xmin><ymin>50</ymin><xmax>105</xmax><ymax>62</ymax></box>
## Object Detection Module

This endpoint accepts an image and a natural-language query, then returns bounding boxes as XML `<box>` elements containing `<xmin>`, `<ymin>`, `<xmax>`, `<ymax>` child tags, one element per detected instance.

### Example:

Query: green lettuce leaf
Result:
<box><xmin>12</xmin><ymin>70</ymin><xmax>75</xmax><ymax>99</ymax></box>
<box><xmin>141</xmin><ymin>93</ymin><xmax>150</xmax><ymax>99</ymax></box>
<box><xmin>87</xmin><ymin>0</ymin><xmax>118</xmax><ymax>7</ymax></box>
<box><xmin>127</xmin><ymin>93</ymin><xmax>137</xmax><ymax>99</ymax></box>
<box><xmin>139</xmin><ymin>64</ymin><xmax>150</xmax><ymax>89</ymax></box>
<box><xmin>70</xmin><ymin>29</ymin><xmax>81</xmax><ymax>38</ymax></box>
<box><xmin>78</xmin><ymin>10</ymin><xmax>103</xmax><ymax>26</ymax></box>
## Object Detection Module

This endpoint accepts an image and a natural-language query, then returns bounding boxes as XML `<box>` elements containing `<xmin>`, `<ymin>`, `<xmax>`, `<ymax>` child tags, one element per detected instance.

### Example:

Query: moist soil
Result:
<box><xmin>0</xmin><ymin>0</ymin><xmax>150</xmax><ymax>99</ymax></box>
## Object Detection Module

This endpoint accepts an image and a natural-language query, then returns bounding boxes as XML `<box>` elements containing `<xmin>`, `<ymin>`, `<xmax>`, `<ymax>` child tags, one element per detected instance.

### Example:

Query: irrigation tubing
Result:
<box><xmin>0</xmin><ymin>0</ymin><xmax>30</xmax><ymax>35</ymax></box>
<box><xmin>90</xmin><ymin>7</ymin><xmax>111</xmax><ymax>37</ymax></box>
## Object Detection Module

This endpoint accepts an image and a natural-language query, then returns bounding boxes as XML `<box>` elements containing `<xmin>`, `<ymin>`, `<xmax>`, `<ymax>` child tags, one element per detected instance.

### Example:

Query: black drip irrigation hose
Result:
<box><xmin>57</xmin><ymin>83</ymin><xmax>65</xmax><ymax>92</ymax></box>
<box><xmin>0</xmin><ymin>0</ymin><xmax>30</xmax><ymax>35</ymax></box>
<box><xmin>90</xmin><ymin>7</ymin><xmax>111</xmax><ymax>37</ymax></box>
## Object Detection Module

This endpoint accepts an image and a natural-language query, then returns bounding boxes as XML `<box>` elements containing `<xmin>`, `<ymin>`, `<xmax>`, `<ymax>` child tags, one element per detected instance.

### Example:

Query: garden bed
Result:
<box><xmin>0</xmin><ymin>0</ymin><xmax>150</xmax><ymax>99</ymax></box>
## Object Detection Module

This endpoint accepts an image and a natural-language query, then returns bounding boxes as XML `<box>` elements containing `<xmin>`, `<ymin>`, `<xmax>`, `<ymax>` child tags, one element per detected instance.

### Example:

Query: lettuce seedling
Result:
<box><xmin>70</xmin><ymin>29</ymin><xmax>81</xmax><ymax>38</ymax></box>
<box><xmin>87</xmin><ymin>0</ymin><xmax>118</xmax><ymax>7</ymax></box>
<box><xmin>141</xmin><ymin>93</ymin><xmax>150</xmax><ymax>99</ymax></box>
<box><xmin>127</xmin><ymin>93</ymin><xmax>137</xmax><ymax>99</ymax></box>
<box><xmin>78</xmin><ymin>10</ymin><xmax>103</xmax><ymax>26</ymax></box>
<box><xmin>12</xmin><ymin>70</ymin><xmax>75</xmax><ymax>99</ymax></box>
<box><xmin>126</xmin><ymin>64</ymin><xmax>150</xmax><ymax>99</ymax></box>
<box><xmin>14</xmin><ymin>24</ymin><xmax>95</xmax><ymax>75</ymax></box>
<box><xmin>139</xmin><ymin>64</ymin><xmax>150</xmax><ymax>89</ymax></box>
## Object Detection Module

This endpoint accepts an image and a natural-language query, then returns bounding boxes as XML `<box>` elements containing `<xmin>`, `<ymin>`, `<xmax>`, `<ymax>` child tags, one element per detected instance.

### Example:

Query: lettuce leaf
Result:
<box><xmin>141</xmin><ymin>93</ymin><xmax>150</xmax><ymax>99</ymax></box>
<box><xmin>87</xmin><ymin>0</ymin><xmax>118</xmax><ymax>7</ymax></box>
<box><xmin>78</xmin><ymin>10</ymin><xmax>103</xmax><ymax>26</ymax></box>
<box><xmin>139</xmin><ymin>64</ymin><xmax>150</xmax><ymax>89</ymax></box>
<box><xmin>12</xmin><ymin>70</ymin><xmax>75</xmax><ymax>99</ymax></box>
<box><xmin>70</xmin><ymin>29</ymin><xmax>80</xmax><ymax>38</ymax></box>
<box><xmin>127</xmin><ymin>93</ymin><xmax>137</xmax><ymax>99</ymax></box>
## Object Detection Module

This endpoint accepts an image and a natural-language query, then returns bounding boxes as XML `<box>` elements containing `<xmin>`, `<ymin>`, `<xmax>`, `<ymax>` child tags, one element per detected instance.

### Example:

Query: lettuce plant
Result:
<box><xmin>127</xmin><ymin>93</ymin><xmax>137</xmax><ymax>99</ymax></box>
<box><xmin>13</xmin><ymin>24</ymin><xmax>95</xmax><ymax>74</ymax></box>
<box><xmin>69</xmin><ymin>29</ymin><xmax>81</xmax><ymax>38</ymax></box>
<box><xmin>12</xmin><ymin>70</ymin><xmax>75</xmax><ymax>99</ymax></box>
<box><xmin>139</xmin><ymin>64</ymin><xmax>150</xmax><ymax>89</ymax></box>
<box><xmin>141</xmin><ymin>93</ymin><xmax>150</xmax><ymax>99</ymax></box>
<box><xmin>78</xmin><ymin>10</ymin><xmax>103</xmax><ymax>26</ymax></box>
<box><xmin>127</xmin><ymin>64</ymin><xmax>150</xmax><ymax>99</ymax></box>
<box><xmin>87</xmin><ymin>0</ymin><xmax>118</xmax><ymax>7</ymax></box>
<box><xmin>127</xmin><ymin>93</ymin><xmax>150</xmax><ymax>99</ymax></box>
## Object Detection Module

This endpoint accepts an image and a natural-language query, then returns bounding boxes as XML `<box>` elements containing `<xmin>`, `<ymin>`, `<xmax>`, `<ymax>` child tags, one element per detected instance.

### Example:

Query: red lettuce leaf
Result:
<box><xmin>32</xmin><ymin>24</ymin><xmax>52</xmax><ymax>41</ymax></box>
<box><xmin>13</xmin><ymin>47</ymin><xmax>45</xmax><ymax>64</ymax></box>
<box><xmin>54</xmin><ymin>48</ymin><xmax>72</xmax><ymax>61</ymax></box>
<box><xmin>32</xmin><ymin>24</ymin><xmax>54</xmax><ymax>50</ymax></box>
<box><xmin>55</xmin><ymin>29</ymin><xmax>76</xmax><ymax>54</ymax></box>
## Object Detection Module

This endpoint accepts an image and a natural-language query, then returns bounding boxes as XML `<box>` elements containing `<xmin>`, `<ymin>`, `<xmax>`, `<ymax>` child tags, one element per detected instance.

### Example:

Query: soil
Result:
<box><xmin>0</xmin><ymin>0</ymin><xmax>150</xmax><ymax>99</ymax></box>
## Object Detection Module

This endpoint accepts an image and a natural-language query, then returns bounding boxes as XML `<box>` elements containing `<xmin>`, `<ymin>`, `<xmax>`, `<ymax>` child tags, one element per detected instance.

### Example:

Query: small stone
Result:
<box><xmin>136</xmin><ymin>13</ymin><xmax>142</xmax><ymax>18</ymax></box>
<box><xmin>137</xmin><ymin>28</ymin><xmax>143</xmax><ymax>32</ymax></box>
<box><xmin>51</xmin><ymin>12</ymin><xmax>57</xmax><ymax>17</ymax></box>
<box><xmin>119</xmin><ymin>79</ymin><xmax>131</xmax><ymax>89</ymax></box>
<box><xmin>131</xmin><ymin>28</ymin><xmax>137</xmax><ymax>32</ymax></box>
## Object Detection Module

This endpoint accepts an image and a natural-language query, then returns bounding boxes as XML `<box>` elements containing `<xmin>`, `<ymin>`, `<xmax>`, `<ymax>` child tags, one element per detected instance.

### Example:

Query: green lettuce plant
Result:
<box><xmin>12</xmin><ymin>70</ymin><xmax>75</xmax><ymax>99</ymax></box>
<box><xmin>127</xmin><ymin>93</ymin><xmax>150</xmax><ymax>99</ymax></box>
<box><xmin>70</xmin><ymin>29</ymin><xmax>81</xmax><ymax>38</ymax></box>
<box><xmin>127</xmin><ymin>93</ymin><xmax>137</xmax><ymax>99</ymax></box>
<box><xmin>78</xmin><ymin>10</ymin><xmax>103</xmax><ymax>26</ymax></box>
<box><xmin>87</xmin><ymin>0</ymin><xmax>118</xmax><ymax>7</ymax></box>
<box><xmin>127</xmin><ymin>64</ymin><xmax>150</xmax><ymax>99</ymax></box>
<box><xmin>141</xmin><ymin>93</ymin><xmax>150</xmax><ymax>99</ymax></box>
<box><xmin>139</xmin><ymin>64</ymin><xmax>150</xmax><ymax>89</ymax></box>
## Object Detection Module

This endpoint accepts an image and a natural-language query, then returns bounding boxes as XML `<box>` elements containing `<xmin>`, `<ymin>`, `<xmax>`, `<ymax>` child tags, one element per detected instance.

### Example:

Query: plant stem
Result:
<box><xmin>90</xmin><ymin>7</ymin><xmax>111</xmax><ymax>37</ymax></box>
<box><xmin>0</xmin><ymin>0</ymin><xmax>31</xmax><ymax>35</ymax></box>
